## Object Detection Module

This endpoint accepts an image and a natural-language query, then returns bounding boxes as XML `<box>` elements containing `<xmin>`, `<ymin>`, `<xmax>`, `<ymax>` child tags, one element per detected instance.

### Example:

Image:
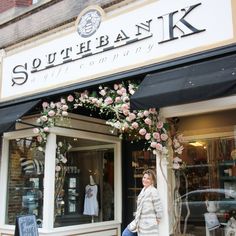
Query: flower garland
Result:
<box><xmin>33</xmin><ymin>80</ymin><xmax>184</xmax><ymax>168</ymax></box>
<box><xmin>33</xmin><ymin>99</ymin><xmax>73</xmax><ymax>171</ymax></box>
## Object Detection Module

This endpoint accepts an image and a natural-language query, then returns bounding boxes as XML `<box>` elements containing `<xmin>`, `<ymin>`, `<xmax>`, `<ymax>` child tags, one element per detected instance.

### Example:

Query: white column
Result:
<box><xmin>42</xmin><ymin>133</ymin><xmax>56</xmax><ymax>230</ymax></box>
<box><xmin>156</xmin><ymin>153</ymin><xmax>170</xmax><ymax>235</ymax></box>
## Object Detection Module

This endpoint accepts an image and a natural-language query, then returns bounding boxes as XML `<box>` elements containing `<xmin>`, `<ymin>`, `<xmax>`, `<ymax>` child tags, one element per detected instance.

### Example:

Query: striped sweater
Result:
<box><xmin>128</xmin><ymin>185</ymin><xmax>163</xmax><ymax>236</ymax></box>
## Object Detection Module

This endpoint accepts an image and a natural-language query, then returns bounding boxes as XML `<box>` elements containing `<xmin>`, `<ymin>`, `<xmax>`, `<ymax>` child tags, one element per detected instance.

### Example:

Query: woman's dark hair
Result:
<box><xmin>143</xmin><ymin>169</ymin><xmax>157</xmax><ymax>186</ymax></box>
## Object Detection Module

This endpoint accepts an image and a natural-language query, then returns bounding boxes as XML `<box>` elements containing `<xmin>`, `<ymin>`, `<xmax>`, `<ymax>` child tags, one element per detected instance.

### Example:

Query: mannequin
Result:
<box><xmin>90</xmin><ymin>175</ymin><xmax>96</xmax><ymax>185</ymax></box>
<box><xmin>83</xmin><ymin>175</ymin><xmax>99</xmax><ymax>222</ymax></box>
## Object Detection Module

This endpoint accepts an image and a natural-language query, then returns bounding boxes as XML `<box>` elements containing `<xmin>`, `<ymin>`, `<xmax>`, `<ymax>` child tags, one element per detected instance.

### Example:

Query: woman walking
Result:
<box><xmin>122</xmin><ymin>169</ymin><xmax>163</xmax><ymax>236</ymax></box>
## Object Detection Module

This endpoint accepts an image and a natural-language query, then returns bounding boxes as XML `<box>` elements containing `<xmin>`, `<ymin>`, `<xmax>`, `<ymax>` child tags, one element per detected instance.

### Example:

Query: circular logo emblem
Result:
<box><xmin>77</xmin><ymin>9</ymin><xmax>102</xmax><ymax>38</ymax></box>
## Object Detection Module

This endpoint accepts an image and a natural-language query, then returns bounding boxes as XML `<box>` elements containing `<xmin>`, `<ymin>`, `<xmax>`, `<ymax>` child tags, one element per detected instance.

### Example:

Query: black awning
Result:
<box><xmin>130</xmin><ymin>54</ymin><xmax>236</xmax><ymax>110</ymax></box>
<box><xmin>0</xmin><ymin>100</ymin><xmax>40</xmax><ymax>134</ymax></box>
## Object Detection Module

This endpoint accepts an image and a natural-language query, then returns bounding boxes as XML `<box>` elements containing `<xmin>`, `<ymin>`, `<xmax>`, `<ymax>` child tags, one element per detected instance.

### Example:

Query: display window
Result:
<box><xmin>173</xmin><ymin>109</ymin><xmax>236</xmax><ymax>236</ymax></box>
<box><xmin>54</xmin><ymin>135</ymin><xmax>115</xmax><ymax>227</ymax></box>
<box><xmin>6</xmin><ymin>137</ymin><xmax>44</xmax><ymax>226</ymax></box>
<box><xmin>0</xmin><ymin>123</ymin><xmax>120</xmax><ymax>236</ymax></box>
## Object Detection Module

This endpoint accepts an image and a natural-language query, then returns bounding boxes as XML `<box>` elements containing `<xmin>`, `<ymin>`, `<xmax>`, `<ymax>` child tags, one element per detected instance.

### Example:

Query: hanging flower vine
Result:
<box><xmin>33</xmin><ymin>80</ymin><xmax>184</xmax><ymax>164</ymax></box>
<box><xmin>32</xmin><ymin>80</ymin><xmax>185</xmax><ymax>224</ymax></box>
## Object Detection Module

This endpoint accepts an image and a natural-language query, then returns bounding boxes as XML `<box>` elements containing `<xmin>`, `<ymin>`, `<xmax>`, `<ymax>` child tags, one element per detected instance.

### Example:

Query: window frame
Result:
<box><xmin>0</xmin><ymin>126</ymin><xmax>122</xmax><ymax>234</ymax></box>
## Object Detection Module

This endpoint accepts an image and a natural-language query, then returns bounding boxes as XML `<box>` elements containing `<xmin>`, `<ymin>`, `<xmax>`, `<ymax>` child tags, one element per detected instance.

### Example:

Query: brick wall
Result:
<box><xmin>15</xmin><ymin>0</ymin><xmax>32</xmax><ymax>7</ymax></box>
<box><xmin>0</xmin><ymin>0</ymin><xmax>32</xmax><ymax>13</ymax></box>
<box><xmin>0</xmin><ymin>0</ymin><xmax>126</xmax><ymax>48</ymax></box>
<box><xmin>0</xmin><ymin>0</ymin><xmax>14</xmax><ymax>13</ymax></box>
<box><xmin>8</xmin><ymin>152</ymin><xmax>24</xmax><ymax>224</ymax></box>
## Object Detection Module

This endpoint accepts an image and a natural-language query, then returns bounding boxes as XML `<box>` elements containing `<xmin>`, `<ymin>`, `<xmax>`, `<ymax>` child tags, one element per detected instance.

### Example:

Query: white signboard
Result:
<box><xmin>1</xmin><ymin>0</ymin><xmax>235</xmax><ymax>100</ymax></box>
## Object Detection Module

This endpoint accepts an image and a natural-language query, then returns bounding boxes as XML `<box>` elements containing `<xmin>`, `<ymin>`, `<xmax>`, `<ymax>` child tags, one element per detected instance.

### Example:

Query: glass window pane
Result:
<box><xmin>174</xmin><ymin>110</ymin><xmax>236</xmax><ymax>236</ymax></box>
<box><xmin>54</xmin><ymin>136</ymin><xmax>114</xmax><ymax>227</ymax></box>
<box><xmin>6</xmin><ymin>137</ymin><xmax>44</xmax><ymax>227</ymax></box>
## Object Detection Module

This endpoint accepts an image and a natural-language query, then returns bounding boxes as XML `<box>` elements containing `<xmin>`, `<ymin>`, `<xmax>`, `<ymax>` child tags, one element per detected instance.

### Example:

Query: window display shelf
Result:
<box><xmin>218</xmin><ymin>161</ymin><xmax>236</xmax><ymax>192</ymax></box>
<box><xmin>128</xmin><ymin>187</ymin><xmax>142</xmax><ymax>191</ymax></box>
<box><xmin>220</xmin><ymin>176</ymin><xmax>236</xmax><ymax>181</ymax></box>
<box><xmin>218</xmin><ymin>161</ymin><xmax>236</xmax><ymax>177</ymax></box>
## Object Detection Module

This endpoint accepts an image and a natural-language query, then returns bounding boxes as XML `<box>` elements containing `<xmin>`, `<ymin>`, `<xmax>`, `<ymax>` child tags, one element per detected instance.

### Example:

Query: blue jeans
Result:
<box><xmin>122</xmin><ymin>227</ymin><xmax>137</xmax><ymax>236</ymax></box>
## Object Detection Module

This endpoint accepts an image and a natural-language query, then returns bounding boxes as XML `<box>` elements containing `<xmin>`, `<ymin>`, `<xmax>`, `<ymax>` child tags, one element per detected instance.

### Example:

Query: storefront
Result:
<box><xmin>0</xmin><ymin>0</ymin><xmax>236</xmax><ymax>235</ymax></box>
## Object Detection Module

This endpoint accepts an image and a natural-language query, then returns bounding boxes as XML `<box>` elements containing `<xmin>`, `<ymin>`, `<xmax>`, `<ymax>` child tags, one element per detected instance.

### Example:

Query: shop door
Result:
<box><xmin>122</xmin><ymin>140</ymin><xmax>156</xmax><ymax>230</ymax></box>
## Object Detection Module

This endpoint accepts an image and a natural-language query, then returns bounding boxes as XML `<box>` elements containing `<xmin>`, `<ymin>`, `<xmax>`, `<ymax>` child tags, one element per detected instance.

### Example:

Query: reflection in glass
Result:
<box><xmin>54</xmin><ymin>136</ymin><xmax>114</xmax><ymax>227</ymax></box>
<box><xmin>176</xmin><ymin>136</ymin><xmax>236</xmax><ymax>235</ymax></box>
<box><xmin>6</xmin><ymin>138</ymin><xmax>44</xmax><ymax>226</ymax></box>
<box><xmin>69</xmin><ymin>178</ymin><xmax>76</xmax><ymax>188</ymax></box>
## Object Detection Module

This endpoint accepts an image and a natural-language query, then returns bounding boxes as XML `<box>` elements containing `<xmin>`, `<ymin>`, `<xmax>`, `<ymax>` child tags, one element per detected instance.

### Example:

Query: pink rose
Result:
<box><xmin>157</xmin><ymin>121</ymin><xmax>163</xmax><ymax>129</ymax></box>
<box><xmin>67</xmin><ymin>95</ymin><xmax>74</xmax><ymax>102</ymax></box>
<box><xmin>121</xmin><ymin>104</ymin><xmax>129</xmax><ymax>110</ymax></box>
<box><xmin>99</xmin><ymin>89</ymin><xmax>106</xmax><ymax>96</ymax></box>
<box><xmin>115</xmin><ymin>97</ymin><xmax>121</xmax><ymax>103</ymax></box>
<box><xmin>48</xmin><ymin>110</ymin><xmax>55</xmax><ymax>117</ymax></box>
<box><xmin>104</xmin><ymin>97</ymin><xmax>113</xmax><ymax>105</ymax></box>
<box><xmin>150</xmin><ymin>142</ymin><xmax>157</xmax><ymax>148</ymax></box>
<box><xmin>145</xmin><ymin>133</ymin><xmax>151</xmax><ymax>140</ymax></box>
<box><xmin>120</xmin><ymin>87</ymin><xmax>127</xmax><ymax>94</ymax></box>
<box><xmin>62</xmin><ymin>105</ymin><xmax>68</xmax><ymax>111</ymax></box>
<box><xmin>153</xmin><ymin>132</ymin><xmax>160</xmax><ymax>140</ymax></box>
<box><xmin>114</xmin><ymin>84</ymin><xmax>119</xmax><ymax>90</ymax></box>
<box><xmin>37</xmin><ymin>136</ymin><xmax>43</xmax><ymax>143</ymax></box>
<box><xmin>156</xmin><ymin>143</ymin><xmax>163</xmax><ymax>151</ymax></box>
<box><xmin>126</xmin><ymin>117</ymin><xmax>131</xmax><ymax>122</ymax></box>
<box><xmin>131</xmin><ymin>122</ymin><xmax>139</xmax><ymax>129</ymax></box>
<box><xmin>42</xmin><ymin>102</ymin><xmax>49</xmax><ymax>108</ymax></box>
<box><xmin>139</xmin><ymin>128</ymin><xmax>147</xmax><ymax>136</ymax></box>
<box><xmin>43</xmin><ymin>127</ymin><xmax>49</xmax><ymax>132</ymax></box>
<box><xmin>117</xmin><ymin>90</ymin><xmax>123</xmax><ymax>96</ymax></box>
<box><xmin>129</xmin><ymin>113</ymin><xmax>136</xmax><ymax>121</ymax></box>
<box><xmin>56</xmin><ymin>102</ymin><xmax>61</xmax><ymax>108</ymax></box>
<box><xmin>149</xmin><ymin>108</ymin><xmax>156</xmax><ymax>114</ymax></box>
<box><xmin>123</xmin><ymin>110</ymin><xmax>129</xmax><ymax>116</ymax></box>
<box><xmin>33</xmin><ymin>128</ymin><xmax>39</xmax><ymax>134</ymax></box>
<box><xmin>161</xmin><ymin>133</ymin><xmax>168</xmax><ymax>141</ymax></box>
<box><xmin>144</xmin><ymin>118</ymin><xmax>152</xmax><ymax>126</ymax></box>
<box><xmin>143</xmin><ymin>110</ymin><xmax>149</xmax><ymax>117</ymax></box>
<box><xmin>91</xmin><ymin>98</ymin><xmax>98</xmax><ymax>104</ymax></box>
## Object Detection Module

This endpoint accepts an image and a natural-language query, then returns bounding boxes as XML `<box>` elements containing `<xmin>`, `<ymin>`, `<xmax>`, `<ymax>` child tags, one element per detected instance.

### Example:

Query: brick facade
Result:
<box><xmin>0</xmin><ymin>0</ymin><xmax>32</xmax><ymax>14</ymax></box>
<box><xmin>0</xmin><ymin>0</ymin><xmax>126</xmax><ymax>48</ymax></box>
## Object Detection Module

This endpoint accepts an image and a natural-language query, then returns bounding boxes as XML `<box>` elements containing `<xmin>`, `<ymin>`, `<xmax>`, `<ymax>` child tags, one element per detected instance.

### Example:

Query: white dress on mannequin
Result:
<box><xmin>83</xmin><ymin>176</ymin><xmax>99</xmax><ymax>216</ymax></box>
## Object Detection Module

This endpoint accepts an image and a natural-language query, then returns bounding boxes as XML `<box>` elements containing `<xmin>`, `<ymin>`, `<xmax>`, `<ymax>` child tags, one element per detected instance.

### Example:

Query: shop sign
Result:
<box><xmin>1</xmin><ymin>0</ymin><xmax>235</xmax><ymax>100</ymax></box>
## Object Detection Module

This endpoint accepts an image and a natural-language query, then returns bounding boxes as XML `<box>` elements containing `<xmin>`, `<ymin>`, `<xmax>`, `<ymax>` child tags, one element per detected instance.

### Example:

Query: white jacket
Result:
<box><xmin>128</xmin><ymin>185</ymin><xmax>163</xmax><ymax>236</ymax></box>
